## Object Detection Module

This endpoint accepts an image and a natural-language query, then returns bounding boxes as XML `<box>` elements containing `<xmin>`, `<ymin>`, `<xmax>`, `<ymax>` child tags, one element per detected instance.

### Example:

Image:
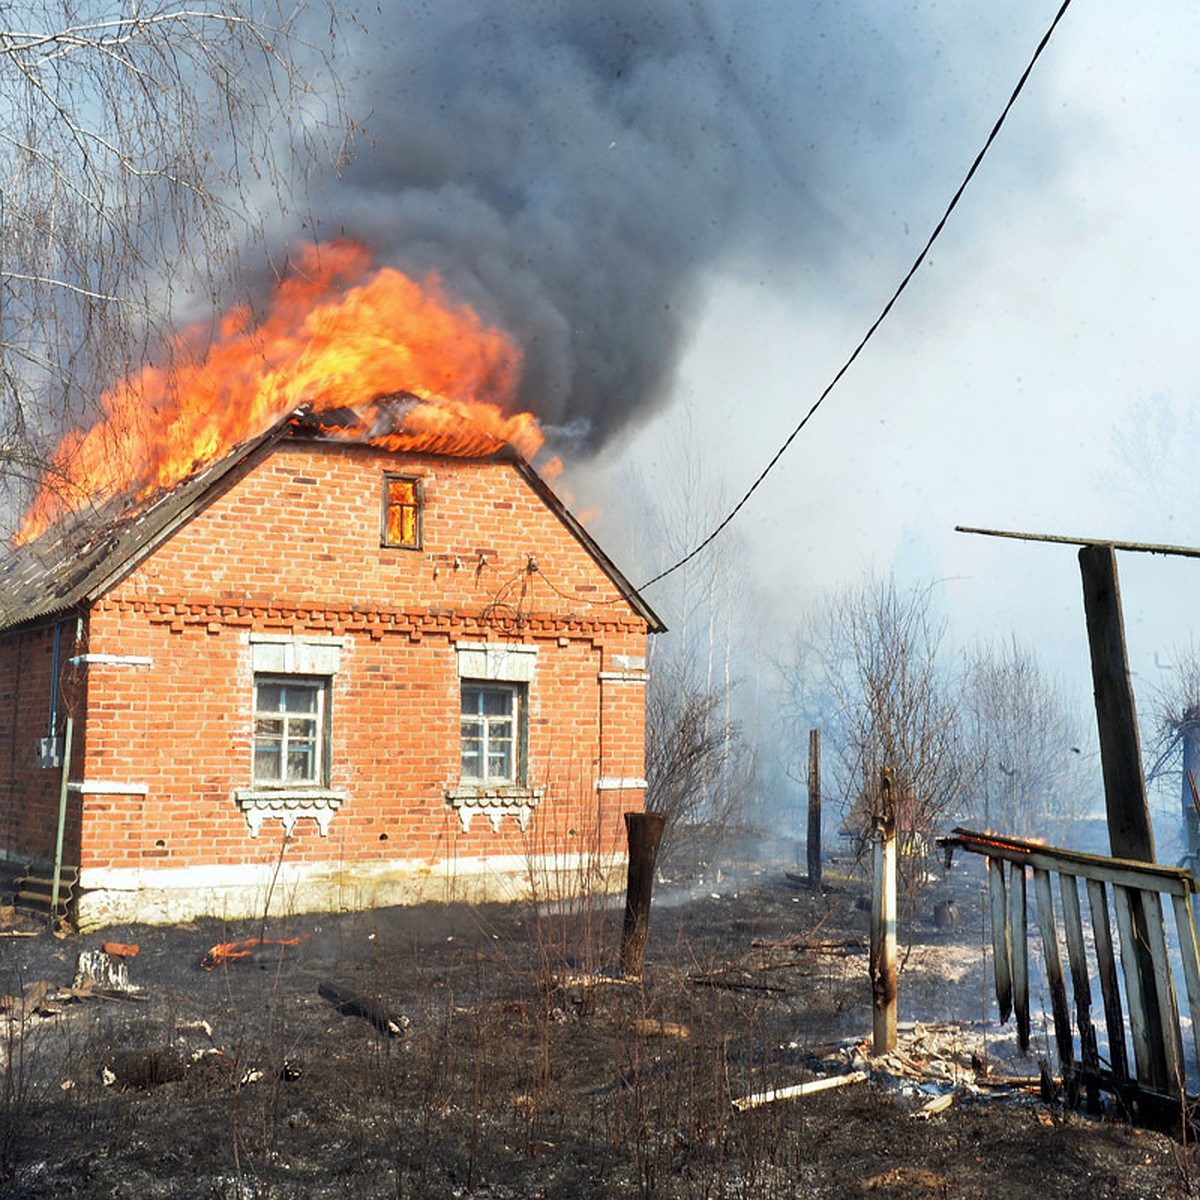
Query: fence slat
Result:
<box><xmin>989</xmin><ymin>857</ymin><xmax>1013</xmax><ymax>1023</ymax></box>
<box><xmin>1008</xmin><ymin>861</ymin><xmax>1030</xmax><ymax>1052</ymax></box>
<box><xmin>1086</xmin><ymin>877</ymin><xmax>1129</xmax><ymax>1082</ymax></box>
<box><xmin>1033</xmin><ymin>867</ymin><xmax>1074</xmax><ymax>1069</ymax></box>
<box><xmin>1140</xmin><ymin>894</ymin><xmax>1185</xmax><ymax>1092</ymax></box>
<box><xmin>1059</xmin><ymin>873</ymin><xmax>1099</xmax><ymax>1071</ymax></box>
<box><xmin>1112</xmin><ymin>885</ymin><xmax>1155</xmax><ymax>1085</ymax></box>
<box><xmin>1171</xmin><ymin>891</ymin><xmax>1200</xmax><ymax>1068</ymax></box>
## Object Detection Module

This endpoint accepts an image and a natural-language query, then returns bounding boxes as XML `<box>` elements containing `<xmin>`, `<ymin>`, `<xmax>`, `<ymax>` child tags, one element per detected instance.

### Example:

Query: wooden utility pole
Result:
<box><xmin>621</xmin><ymin>811</ymin><xmax>666</xmax><ymax>979</ymax></box>
<box><xmin>807</xmin><ymin>729</ymin><xmax>822</xmax><ymax>888</ymax></box>
<box><xmin>957</xmin><ymin>526</ymin><xmax>1166</xmax><ymax>861</ymax></box>
<box><xmin>870</xmin><ymin>768</ymin><xmax>898</xmax><ymax>1055</ymax></box>
<box><xmin>957</xmin><ymin>526</ymin><xmax>1172</xmax><ymax>1091</ymax></box>
<box><xmin>1078</xmin><ymin>543</ymin><xmax>1155</xmax><ymax>863</ymax></box>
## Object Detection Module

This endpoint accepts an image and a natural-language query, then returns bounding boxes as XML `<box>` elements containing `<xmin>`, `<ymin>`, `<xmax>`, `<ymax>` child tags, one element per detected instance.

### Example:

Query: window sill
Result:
<box><xmin>235</xmin><ymin>788</ymin><xmax>347</xmax><ymax>837</ymax></box>
<box><xmin>446</xmin><ymin>784</ymin><xmax>544</xmax><ymax>833</ymax></box>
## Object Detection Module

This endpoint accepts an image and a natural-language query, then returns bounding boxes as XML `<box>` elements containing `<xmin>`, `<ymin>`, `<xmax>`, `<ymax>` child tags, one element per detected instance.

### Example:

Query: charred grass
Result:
<box><xmin>0</xmin><ymin>864</ymin><xmax>1195</xmax><ymax>1198</ymax></box>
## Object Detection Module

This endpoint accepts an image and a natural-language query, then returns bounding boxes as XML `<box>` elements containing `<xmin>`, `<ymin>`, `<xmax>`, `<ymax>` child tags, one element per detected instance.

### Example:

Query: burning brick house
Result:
<box><xmin>0</xmin><ymin>406</ymin><xmax>663</xmax><ymax>929</ymax></box>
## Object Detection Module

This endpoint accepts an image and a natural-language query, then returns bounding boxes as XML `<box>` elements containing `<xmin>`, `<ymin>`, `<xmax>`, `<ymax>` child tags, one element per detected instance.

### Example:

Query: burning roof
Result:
<box><xmin>14</xmin><ymin>241</ymin><xmax>538</xmax><ymax>546</ymax></box>
<box><xmin>0</xmin><ymin>409</ymin><xmax>664</xmax><ymax>635</ymax></box>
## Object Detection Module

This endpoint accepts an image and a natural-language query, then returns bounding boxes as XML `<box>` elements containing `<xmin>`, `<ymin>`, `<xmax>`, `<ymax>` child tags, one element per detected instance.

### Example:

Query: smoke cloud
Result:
<box><xmin>301</xmin><ymin>1</ymin><xmax>960</xmax><ymax>454</ymax></box>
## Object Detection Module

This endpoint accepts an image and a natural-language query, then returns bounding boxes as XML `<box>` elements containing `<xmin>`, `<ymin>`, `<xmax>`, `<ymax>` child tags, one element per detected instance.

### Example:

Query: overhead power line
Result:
<box><xmin>640</xmin><ymin>0</ymin><xmax>1075</xmax><ymax>592</ymax></box>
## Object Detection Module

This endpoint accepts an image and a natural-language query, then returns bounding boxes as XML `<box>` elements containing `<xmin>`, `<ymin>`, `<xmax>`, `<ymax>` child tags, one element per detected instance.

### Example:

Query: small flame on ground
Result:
<box><xmin>199</xmin><ymin>936</ymin><xmax>306</xmax><ymax>970</ymax></box>
<box><xmin>17</xmin><ymin>240</ymin><xmax>540</xmax><ymax>544</ymax></box>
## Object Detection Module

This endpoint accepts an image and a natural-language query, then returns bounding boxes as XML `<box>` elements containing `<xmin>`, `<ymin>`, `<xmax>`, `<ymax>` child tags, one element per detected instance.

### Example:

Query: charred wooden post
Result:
<box><xmin>807</xmin><ymin>729</ymin><xmax>822</xmax><ymax>888</ymax></box>
<box><xmin>620</xmin><ymin>811</ymin><xmax>666</xmax><ymax>979</ymax></box>
<box><xmin>870</xmin><ymin>769</ymin><xmax>898</xmax><ymax>1055</ymax></box>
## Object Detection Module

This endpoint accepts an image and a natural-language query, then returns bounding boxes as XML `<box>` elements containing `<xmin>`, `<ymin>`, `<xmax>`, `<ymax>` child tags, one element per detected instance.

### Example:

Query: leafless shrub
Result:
<box><xmin>645</xmin><ymin>653</ymin><xmax>752</xmax><ymax>869</ymax></box>
<box><xmin>0</xmin><ymin>1</ymin><xmax>350</xmax><ymax>531</ymax></box>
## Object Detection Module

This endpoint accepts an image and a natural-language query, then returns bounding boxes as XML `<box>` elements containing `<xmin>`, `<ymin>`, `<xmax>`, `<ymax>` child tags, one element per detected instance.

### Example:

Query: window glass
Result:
<box><xmin>253</xmin><ymin>678</ymin><xmax>325</xmax><ymax>786</ymax></box>
<box><xmin>460</xmin><ymin>683</ymin><xmax>520</xmax><ymax>784</ymax></box>
<box><xmin>384</xmin><ymin>476</ymin><xmax>421</xmax><ymax>547</ymax></box>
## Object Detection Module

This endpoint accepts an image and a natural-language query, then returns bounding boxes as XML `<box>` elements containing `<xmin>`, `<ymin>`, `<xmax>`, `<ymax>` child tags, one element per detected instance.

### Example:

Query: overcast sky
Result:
<box><xmin>551</xmin><ymin>0</ymin><xmax>1200</xmax><ymax>717</ymax></box>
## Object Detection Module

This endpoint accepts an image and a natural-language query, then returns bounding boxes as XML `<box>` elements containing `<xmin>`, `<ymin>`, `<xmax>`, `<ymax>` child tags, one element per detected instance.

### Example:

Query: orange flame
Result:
<box><xmin>17</xmin><ymin>240</ymin><xmax>540</xmax><ymax>543</ymax></box>
<box><xmin>199</xmin><ymin>936</ymin><xmax>306</xmax><ymax>970</ymax></box>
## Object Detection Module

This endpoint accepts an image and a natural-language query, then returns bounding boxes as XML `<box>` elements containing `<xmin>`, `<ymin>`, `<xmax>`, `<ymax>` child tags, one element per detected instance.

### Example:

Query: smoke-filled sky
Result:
<box><xmin>313</xmin><ymin>1</ymin><xmax>1198</xmax><ymax>717</ymax></box>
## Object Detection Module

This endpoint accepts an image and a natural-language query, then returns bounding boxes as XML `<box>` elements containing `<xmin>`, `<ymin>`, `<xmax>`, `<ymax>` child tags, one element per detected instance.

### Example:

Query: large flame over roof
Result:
<box><xmin>16</xmin><ymin>240</ymin><xmax>539</xmax><ymax>544</ymax></box>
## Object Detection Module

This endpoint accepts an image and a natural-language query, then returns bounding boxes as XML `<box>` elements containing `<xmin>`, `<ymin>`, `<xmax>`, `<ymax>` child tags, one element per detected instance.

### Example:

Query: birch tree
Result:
<box><xmin>782</xmin><ymin>575</ymin><xmax>966</xmax><ymax>876</ymax></box>
<box><xmin>960</xmin><ymin>636</ymin><xmax>1093</xmax><ymax>837</ymax></box>
<box><xmin>0</xmin><ymin>1</ymin><xmax>348</xmax><ymax>529</ymax></box>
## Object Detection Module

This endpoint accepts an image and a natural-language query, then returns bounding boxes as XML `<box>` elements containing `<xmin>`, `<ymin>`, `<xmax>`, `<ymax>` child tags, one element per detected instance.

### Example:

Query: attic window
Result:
<box><xmin>382</xmin><ymin>474</ymin><xmax>422</xmax><ymax>548</ymax></box>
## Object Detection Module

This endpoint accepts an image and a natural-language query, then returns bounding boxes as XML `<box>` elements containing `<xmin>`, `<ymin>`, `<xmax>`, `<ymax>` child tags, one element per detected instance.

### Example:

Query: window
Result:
<box><xmin>460</xmin><ymin>682</ymin><xmax>523</xmax><ymax>785</ymax></box>
<box><xmin>253</xmin><ymin>677</ymin><xmax>328</xmax><ymax>786</ymax></box>
<box><xmin>382</xmin><ymin>474</ymin><xmax>422</xmax><ymax>548</ymax></box>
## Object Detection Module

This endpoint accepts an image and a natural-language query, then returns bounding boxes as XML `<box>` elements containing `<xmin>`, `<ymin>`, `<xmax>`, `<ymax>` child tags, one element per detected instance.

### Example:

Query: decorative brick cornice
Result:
<box><xmin>100</xmin><ymin>595</ymin><xmax>645</xmax><ymax>638</ymax></box>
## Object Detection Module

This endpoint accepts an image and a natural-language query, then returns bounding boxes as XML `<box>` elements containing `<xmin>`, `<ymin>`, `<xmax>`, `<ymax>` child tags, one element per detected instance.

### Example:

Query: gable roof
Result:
<box><xmin>0</xmin><ymin>414</ymin><xmax>665</xmax><ymax>634</ymax></box>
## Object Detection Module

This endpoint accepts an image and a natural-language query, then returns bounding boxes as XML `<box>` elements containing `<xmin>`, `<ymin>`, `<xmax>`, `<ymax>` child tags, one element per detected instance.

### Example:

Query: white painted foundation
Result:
<box><xmin>73</xmin><ymin>852</ymin><xmax>628</xmax><ymax>931</ymax></box>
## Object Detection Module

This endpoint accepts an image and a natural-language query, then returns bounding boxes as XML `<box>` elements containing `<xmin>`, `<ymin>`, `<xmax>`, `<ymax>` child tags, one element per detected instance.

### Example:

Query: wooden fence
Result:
<box><xmin>943</xmin><ymin>828</ymin><xmax>1200</xmax><ymax>1109</ymax></box>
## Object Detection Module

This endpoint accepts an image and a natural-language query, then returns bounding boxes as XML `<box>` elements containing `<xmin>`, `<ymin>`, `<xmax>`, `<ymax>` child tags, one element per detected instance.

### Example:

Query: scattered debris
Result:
<box><xmin>689</xmin><ymin>974</ymin><xmax>787</xmax><ymax>995</ymax></box>
<box><xmin>913</xmin><ymin>1091</ymin><xmax>957</xmax><ymax>1119</ymax></box>
<box><xmin>628</xmin><ymin>1018</ymin><xmax>690</xmax><ymax>1039</ymax></box>
<box><xmin>318</xmin><ymin>980</ymin><xmax>409</xmax><ymax>1036</ymax></box>
<box><xmin>102</xmin><ymin>941</ymin><xmax>140</xmax><ymax>958</ymax></box>
<box><xmin>862</xmin><ymin>1166</ymin><xmax>950</xmax><ymax>1193</ymax></box>
<box><xmin>732</xmin><ymin>1068</ymin><xmax>869</xmax><ymax>1112</ymax></box>
<box><xmin>74</xmin><ymin>948</ymin><xmax>139</xmax><ymax>994</ymax></box>
<box><xmin>101</xmin><ymin>1047</ymin><xmax>189</xmax><ymax>1089</ymax></box>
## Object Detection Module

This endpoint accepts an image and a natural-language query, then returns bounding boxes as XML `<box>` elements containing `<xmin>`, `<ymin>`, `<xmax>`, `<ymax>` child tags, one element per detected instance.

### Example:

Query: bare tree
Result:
<box><xmin>960</xmin><ymin>636</ymin><xmax>1095</xmax><ymax>837</ymax></box>
<box><xmin>0</xmin><ymin>1</ymin><xmax>349</xmax><ymax>531</ymax></box>
<box><xmin>612</xmin><ymin>411</ymin><xmax>762</xmax><ymax>867</ymax></box>
<box><xmin>782</xmin><ymin>575</ymin><xmax>966</xmax><ymax>882</ymax></box>
<box><xmin>644</xmin><ymin>654</ymin><xmax>751</xmax><ymax>866</ymax></box>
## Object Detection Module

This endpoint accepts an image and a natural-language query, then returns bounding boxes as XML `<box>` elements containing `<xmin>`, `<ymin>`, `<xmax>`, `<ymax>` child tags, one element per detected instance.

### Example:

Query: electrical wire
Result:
<box><xmin>639</xmin><ymin>0</ymin><xmax>1075</xmax><ymax>592</ymax></box>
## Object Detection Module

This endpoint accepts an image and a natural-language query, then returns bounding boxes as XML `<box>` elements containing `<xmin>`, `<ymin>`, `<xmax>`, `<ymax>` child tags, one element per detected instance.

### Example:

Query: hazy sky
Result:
<box><xmin>563</xmin><ymin>0</ymin><xmax>1200</xmax><ymax>715</ymax></box>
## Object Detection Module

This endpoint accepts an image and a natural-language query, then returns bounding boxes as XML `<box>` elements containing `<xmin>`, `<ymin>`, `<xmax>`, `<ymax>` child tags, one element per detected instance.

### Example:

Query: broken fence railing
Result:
<box><xmin>941</xmin><ymin>828</ymin><xmax>1200</xmax><ymax>1103</ymax></box>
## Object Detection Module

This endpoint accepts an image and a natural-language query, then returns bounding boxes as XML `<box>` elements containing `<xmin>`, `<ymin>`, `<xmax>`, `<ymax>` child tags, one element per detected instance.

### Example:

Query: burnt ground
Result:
<box><xmin>0</xmin><ymin>851</ymin><xmax>1196</xmax><ymax>1199</ymax></box>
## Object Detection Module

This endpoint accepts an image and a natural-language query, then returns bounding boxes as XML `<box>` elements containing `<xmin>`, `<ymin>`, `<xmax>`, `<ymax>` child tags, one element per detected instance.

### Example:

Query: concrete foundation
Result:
<box><xmin>71</xmin><ymin>851</ymin><xmax>628</xmax><ymax>931</ymax></box>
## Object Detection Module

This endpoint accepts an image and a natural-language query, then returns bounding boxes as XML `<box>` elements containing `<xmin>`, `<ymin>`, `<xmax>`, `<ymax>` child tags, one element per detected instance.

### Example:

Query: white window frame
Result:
<box><xmin>252</xmin><ymin>675</ymin><xmax>329</xmax><ymax>788</ymax></box>
<box><xmin>460</xmin><ymin>681</ymin><xmax>523</xmax><ymax>786</ymax></box>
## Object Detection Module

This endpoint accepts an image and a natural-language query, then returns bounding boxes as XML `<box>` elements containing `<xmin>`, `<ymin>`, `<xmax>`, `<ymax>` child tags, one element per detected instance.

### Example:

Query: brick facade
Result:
<box><xmin>0</xmin><ymin>440</ymin><xmax>658</xmax><ymax>927</ymax></box>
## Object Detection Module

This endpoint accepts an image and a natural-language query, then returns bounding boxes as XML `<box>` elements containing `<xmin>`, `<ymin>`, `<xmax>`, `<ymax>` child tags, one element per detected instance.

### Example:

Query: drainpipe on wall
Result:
<box><xmin>50</xmin><ymin>715</ymin><xmax>74</xmax><ymax>928</ymax></box>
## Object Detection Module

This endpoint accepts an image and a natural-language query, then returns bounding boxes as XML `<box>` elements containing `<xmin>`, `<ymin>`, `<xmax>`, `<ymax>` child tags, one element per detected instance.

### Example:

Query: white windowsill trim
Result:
<box><xmin>68</xmin><ymin>781</ymin><xmax>150</xmax><ymax>795</ymax></box>
<box><xmin>234</xmin><ymin>788</ymin><xmax>346</xmax><ymax>837</ymax></box>
<box><xmin>446</xmin><ymin>784</ymin><xmax>545</xmax><ymax>833</ymax></box>
<box><xmin>68</xmin><ymin>654</ymin><xmax>154</xmax><ymax>667</ymax></box>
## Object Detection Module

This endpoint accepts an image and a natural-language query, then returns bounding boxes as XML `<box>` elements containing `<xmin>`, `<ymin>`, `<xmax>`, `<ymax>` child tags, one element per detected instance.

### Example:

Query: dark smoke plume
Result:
<box><xmin>302</xmin><ymin>1</ymin><xmax>959</xmax><ymax>454</ymax></box>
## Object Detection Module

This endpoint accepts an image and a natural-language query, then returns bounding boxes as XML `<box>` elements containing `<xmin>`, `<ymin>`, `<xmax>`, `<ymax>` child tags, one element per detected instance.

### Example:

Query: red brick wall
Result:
<box><xmin>0</xmin><ymin>620</ymin><xmax>86</xmax><ymax>865</ymax></box>
<box><xmin>5</xmin><ymin>443</ymin><xmax>651</xmax><ymax>882</ymax></box>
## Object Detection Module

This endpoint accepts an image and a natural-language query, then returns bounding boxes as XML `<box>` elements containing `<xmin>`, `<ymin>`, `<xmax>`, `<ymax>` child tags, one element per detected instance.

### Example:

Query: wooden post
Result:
<box><xmin>1078</xmin><ymin>545</ymin><xmax>1171</xmax><ymax>1088</ymax></box>
<box><xmin>621</xmin><ymin>811</ymin><xmax>666</xmax><ymax>979</ymax></box>
<box><xmin>807</xmin><ymin>729</ymin><xmax>822</xmax><ymax>888</ymax></box>
<box><xmin>1077</xmin><ymin>544</ymin><xmax>1155</xmax><ymax>863</ymax></box>
<box><xmin>870</xmin><ymin>769</ymin><xmax>898</xmax><ymax>1055</ymax></box>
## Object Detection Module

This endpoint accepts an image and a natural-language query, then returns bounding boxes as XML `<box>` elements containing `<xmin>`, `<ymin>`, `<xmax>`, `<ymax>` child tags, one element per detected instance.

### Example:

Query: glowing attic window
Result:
<box><xmin>382</xmin><ymin>475</ymin><xmax>422</xmax><ymax>548</ymax></box>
